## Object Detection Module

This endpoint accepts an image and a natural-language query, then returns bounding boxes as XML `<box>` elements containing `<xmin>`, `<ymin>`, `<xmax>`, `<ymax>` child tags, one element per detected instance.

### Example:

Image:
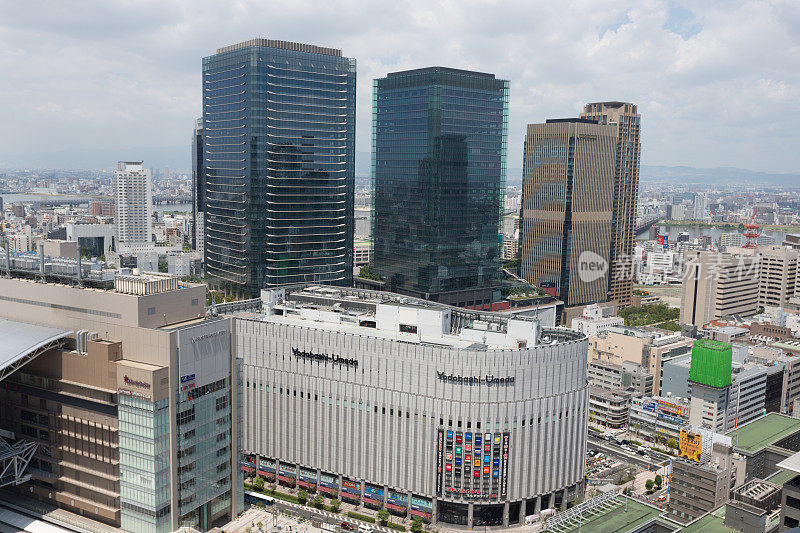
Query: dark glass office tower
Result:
<box><xmin>371</xmin><ymin>67</ymin><xmax>508</xmax><ymax>307</ymax></box>
<box><xmin>203</xmin><ymin>39</ymin><xmax>356</xmax><ymax>297</ymax></box>
<box><xmin>191</xmin><ymin>117</ymin><xmax>204</xmax><ymax>253</ymax></box>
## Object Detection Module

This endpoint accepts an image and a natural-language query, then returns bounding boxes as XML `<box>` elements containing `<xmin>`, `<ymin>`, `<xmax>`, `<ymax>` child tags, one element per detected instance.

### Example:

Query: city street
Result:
<box><xmin>587</xmin><ymin>436</ymin><xmax>670</xmax><ymax>472</ymax></box>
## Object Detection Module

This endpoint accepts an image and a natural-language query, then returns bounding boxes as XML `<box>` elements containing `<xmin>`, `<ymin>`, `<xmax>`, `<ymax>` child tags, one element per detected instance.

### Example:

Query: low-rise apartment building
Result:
<box><xmin>668</xmin><ymin>443</ymin><xmax>734</xmax><ymax>524</ymax></box>
<box><xmin>588</xmin><ymin>386</ymin><xmax>631</xmax><ymax>429</ymax></box>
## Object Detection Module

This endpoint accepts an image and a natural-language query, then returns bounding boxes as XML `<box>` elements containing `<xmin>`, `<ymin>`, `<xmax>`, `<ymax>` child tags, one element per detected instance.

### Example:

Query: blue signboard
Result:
<box><xmin>364</xmin><ymin>485</ymin><xmax>384</xmax><ymax>498</ymax></box>
<box><xmin>388</xmin><ymin>490</ymin><xmax>407</xmax><ymax>506</ymax></box>
<box><xmin>411</xmin><ymin>496</ymin><xmax>432</xmax><ymax>512</ymax></box>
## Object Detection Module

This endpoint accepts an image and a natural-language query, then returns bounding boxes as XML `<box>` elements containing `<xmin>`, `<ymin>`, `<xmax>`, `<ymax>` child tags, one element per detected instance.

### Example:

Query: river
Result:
<box><xmin>1</xmin><ymin>193</ymin><xmax>192</xmax><ymax>215</ymax></box>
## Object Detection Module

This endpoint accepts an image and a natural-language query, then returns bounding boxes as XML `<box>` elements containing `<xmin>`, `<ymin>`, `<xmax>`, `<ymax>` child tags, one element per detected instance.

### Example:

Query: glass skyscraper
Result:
<box><xmin>203</xmin><ymin>39</ymin><xmax>356</xmax><ymax>297</ymax></box>
<box><xmin>371</xmin><ymin>67</ymin><xmax>508</xmax><ymax>307</ymax></box>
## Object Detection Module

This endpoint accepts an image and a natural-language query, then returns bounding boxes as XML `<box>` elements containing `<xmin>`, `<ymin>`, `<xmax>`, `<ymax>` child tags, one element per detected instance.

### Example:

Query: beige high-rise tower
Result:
<box><xmin>520</xmin><ymin>118</ymin><xmax>617</xmax><ymax>308</ymax></box>
<box><xmin>114</xmin><ymin>160</ymin><xmax>152</xmax><ymax>247</ymax></box>
<box><xmin>679</xmin><ymin>250</ymin><xmax>760</xmax><ymax>327</ymax></box>
<box><xmin>580</xmin><ymin>102</ymin><xmax>641</xmax><ymax>307</ymax></box>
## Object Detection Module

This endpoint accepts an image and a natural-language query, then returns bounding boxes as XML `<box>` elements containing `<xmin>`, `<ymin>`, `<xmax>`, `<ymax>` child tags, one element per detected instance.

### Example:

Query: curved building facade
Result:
<box><xmin>203</xmin><ymin>39</ymin><xmax>356</xmax><ymax>297</ymax></box>
<box><xmin>235</xmin><ymin>286</ymin><xmax>588</xmax><ymax>527</ymax></box>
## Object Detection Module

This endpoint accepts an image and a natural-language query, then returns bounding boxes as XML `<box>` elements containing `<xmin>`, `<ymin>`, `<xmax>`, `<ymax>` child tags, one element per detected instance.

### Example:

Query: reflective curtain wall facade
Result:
<box><xmin>371</xmin><ymin>67</ymin><xmax>508</xmax><ymax>306</ymax></box>
<box><xmin>175</xmin><ymin>377</ymin><xmax>234</xmax><ymax>530</ymax></box>
<box><xmin>579</xmin><ymin>102</ymin><xmax>641</xmax><ymax>308</ymax></box>
<box><xmin>520</xmin><ymin>119</ymin><xmax>616</xmax><ymax>307</ymax></box>
<box><xmin>119</xmin><ymin>396</ymin><xmax>171</xmax><ymax>533</ymax></box>
<box><xmin>203</xmin><ymin>40</ymin><xmax>356</xmax><ymax>297</ymax></box>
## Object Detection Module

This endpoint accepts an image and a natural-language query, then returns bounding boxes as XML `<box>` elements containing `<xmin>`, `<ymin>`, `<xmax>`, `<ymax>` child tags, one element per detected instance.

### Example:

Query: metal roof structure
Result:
<box><xmin>0</xmin><ymin>318</ymin><xmax>71</xmax><ymax>489</ymax></box>
<box><xmin>0</xmin><ymin>439</ymin><xmax>36</xmax><ymax>489</ymax></box>
<box><xmin>0</xmin><ymin>318</ymin><xmax>72</xmax><ymax>383</ymax></box>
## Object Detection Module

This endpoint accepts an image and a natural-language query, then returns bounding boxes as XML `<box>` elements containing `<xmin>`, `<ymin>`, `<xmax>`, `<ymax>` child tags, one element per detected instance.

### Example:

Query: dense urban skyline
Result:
<box><xmin>4</xmin><ymin>2</ymin><xmax>800</xmax><ymax>532</ymax></box>
<box><xmin>0</xmin><ymin>1</ymin><xmax>798</xmax><ymax>173</ymax></box>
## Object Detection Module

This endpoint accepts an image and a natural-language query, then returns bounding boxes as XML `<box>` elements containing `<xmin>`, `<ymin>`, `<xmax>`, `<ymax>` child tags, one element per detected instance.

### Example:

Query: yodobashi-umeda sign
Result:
<box><xmin>437</xmin><ymin>372</ymin><xmax>515</xmax><ymax>385</ymax></box>
<box><xmin>292</xmin><ymin>347</ymin><xmax>358</xmax><ymax>369</ymax></box>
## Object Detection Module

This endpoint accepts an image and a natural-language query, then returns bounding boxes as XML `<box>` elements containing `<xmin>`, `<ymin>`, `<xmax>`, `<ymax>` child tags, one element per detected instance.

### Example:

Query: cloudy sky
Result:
<box><xmin>0</xmin><ymin>0</ymin><xmax>797</xmax><ymax>173</ymax></box>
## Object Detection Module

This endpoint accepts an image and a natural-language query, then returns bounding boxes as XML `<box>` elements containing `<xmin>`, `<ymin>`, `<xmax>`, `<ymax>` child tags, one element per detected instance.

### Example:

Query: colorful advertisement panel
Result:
<box><xmin>319</xmin><ymin>472</ymin><xmax>338</xmax><ymax>487</ymax></box>
<box><xmin>342</xmin><ymin>478</ymin><xmax>361</xmax><ymax>502</ymax></box>
<box><xmin>240</xmin><ymin>454</ymin><xmax>256</xmax><ymax>473</ymax></box>
<box><xmin>319</xmin><ymin>472</ymin><xmax>339</xmax><ymax>495</ymax></box>
<box><xmin>386</xmin><ymin>489</ymin><xmax>407</xmax><ymax>514</ymax></box>
<box><xmin>298</xmin><ymin>466</ymin><xmax>317</xmax><ymax>489</ymax></box>
<box><xmin>278</xmin><ymin>462</ymin><xmax>296</xmax><ymax>485</ymax></box>
<box><xmin>679</xmin><ymin>429</ymin><xmax>703</xmax><ymax>462</ymax></box>
<box><xmin>436</xmin><ymin>429</ymin><xmax>444</xmax><ymax>496</ymax></box>
<box><xmin>363</xmin><ymin>484</ymin><xmax>384</xmax><ymax>508</ymax></box>
<box><xmin>257</xmin><ymin>458</ymin><xmax>276</xmax><ymax>478</ymax></box>
<box><xmin>436</xmin><ymin>429</ymin><xmax>511</xmax><ymax>502</ymax></box>
<box><xmin>657</xmin><ymin>399</ymin><xmax>689</xmax><ymax>417</ymax></box>
<box><xmin>387</xmin><ymin>489</ymin><xmax>407</xmax><ymax>506</ymax></box>
<box><xmin>501</xmin><ymin>432</ymin><xmax>509</xmax><ymax>498</ymax></box>
<box><xmin>410</xmin><ymin>496</ymin><xmax>432</xmax><ymax>521</ymax></box>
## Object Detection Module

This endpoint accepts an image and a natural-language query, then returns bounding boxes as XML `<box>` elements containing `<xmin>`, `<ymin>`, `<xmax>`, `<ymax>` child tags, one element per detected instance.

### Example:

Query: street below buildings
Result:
<box><xmin>587</xmin><ymin>435</ymin><xmax>670</xmax><ymax>472</ymax></box>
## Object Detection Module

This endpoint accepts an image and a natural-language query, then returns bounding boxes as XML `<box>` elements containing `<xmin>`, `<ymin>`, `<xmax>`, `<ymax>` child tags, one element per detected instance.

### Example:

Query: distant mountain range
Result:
<box><xmin>2</xmin><ymin>146</ymin><xmax>796</xmax><ymax>188</ymax></box>
<box><xmin>640</xmin><ymin>165</ymin><xmax>799</xmax><ymax>187</ymax></box>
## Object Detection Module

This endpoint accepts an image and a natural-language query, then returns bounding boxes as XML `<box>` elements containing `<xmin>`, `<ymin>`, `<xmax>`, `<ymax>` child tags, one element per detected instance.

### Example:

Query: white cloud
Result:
<box><xmin>0</xmin><ymin>0</ymin><xmax>797</xmax><ymax>172</ymax></box>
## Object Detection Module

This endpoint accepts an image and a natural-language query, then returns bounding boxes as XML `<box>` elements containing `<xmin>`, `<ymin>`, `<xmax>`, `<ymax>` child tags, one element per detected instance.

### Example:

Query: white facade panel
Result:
<box><xmin>235</xmin><ymin>301</ymin><xmax>589</xmax><ymax>526</ymax></box>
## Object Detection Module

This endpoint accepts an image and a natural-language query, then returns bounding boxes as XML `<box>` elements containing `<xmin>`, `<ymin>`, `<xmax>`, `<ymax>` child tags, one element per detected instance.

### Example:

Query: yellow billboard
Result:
<box><xmin>679</xmin><ymin>429</ymin><xmax>703</xmax><ymax>462</ymax></box>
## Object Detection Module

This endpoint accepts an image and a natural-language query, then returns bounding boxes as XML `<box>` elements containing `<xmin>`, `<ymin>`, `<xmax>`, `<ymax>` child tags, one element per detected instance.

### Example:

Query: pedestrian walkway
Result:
<box><xmin>275</xmin><ymin>499</ymin><xmax>396</xmax><ymax>533</ymax></box>
<box><xmin>226</xmin><ymin>499</ymin><xmax>397</xmax><ymax>533</ymax></box>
